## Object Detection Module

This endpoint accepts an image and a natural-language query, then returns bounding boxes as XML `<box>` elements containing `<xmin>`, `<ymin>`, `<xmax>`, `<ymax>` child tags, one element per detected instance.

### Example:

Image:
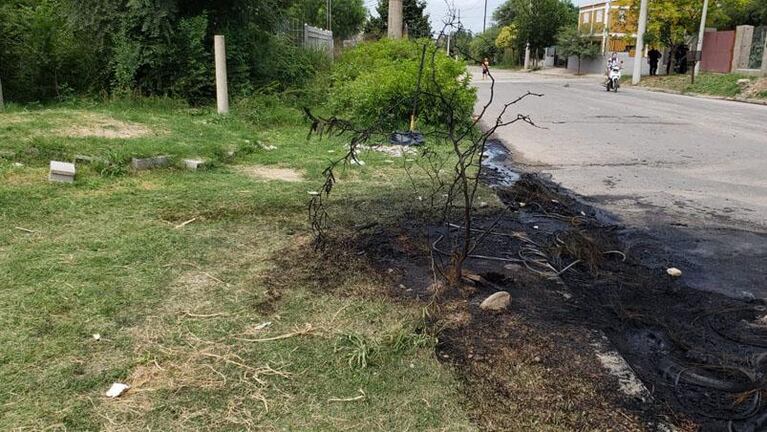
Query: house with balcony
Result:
<box><xmin>578</xmin><ymin>0</ymin><xmax>638</xmax><ymax>55</ymax></box>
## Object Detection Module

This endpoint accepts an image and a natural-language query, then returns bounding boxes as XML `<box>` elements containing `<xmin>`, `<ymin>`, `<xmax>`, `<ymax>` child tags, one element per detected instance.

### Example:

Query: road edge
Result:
<box><xmin>628</xmin><ymin>84</ymin><xmax>767</xmax><ymax>106</ymax></box>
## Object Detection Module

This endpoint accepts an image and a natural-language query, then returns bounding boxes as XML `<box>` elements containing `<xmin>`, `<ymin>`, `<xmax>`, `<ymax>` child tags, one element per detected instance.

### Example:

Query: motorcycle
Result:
<box><xmin>606</xmin><ymin>63</ymin><xmax>622</xmax><ymax>92</ymax></box>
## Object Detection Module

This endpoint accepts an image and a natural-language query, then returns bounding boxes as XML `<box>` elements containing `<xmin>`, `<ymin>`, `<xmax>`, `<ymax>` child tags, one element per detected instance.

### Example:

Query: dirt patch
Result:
<box><xmin>57</xmin><ymin>114</ymin><xmax>153</xmax><ymax>139</ymax></box>
<box><xmin>744</xmin><ymin>78</ymin><xmax>767</xmax><ymax>99</ymax></box>
<box><xmin>237</xmin><ymin>165</ymin><xmax>304</xmax><ymax>182</ymax></box>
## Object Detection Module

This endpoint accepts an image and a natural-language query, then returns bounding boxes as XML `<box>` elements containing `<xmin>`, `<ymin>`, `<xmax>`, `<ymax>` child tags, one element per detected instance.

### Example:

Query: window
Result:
<box><xmin>596</xmin><ymin>10</ymin><xmax>604</xmax><ymax>23</ymax></box>
<box><xmin>582</xmin><ymin>12</ymin><xmax>590</xmax><ymax>24</ymax></box>
<box><xmin>618</xmin><ymin>10</ymin><xmax>627</xmax><ymax>24</ymax></box>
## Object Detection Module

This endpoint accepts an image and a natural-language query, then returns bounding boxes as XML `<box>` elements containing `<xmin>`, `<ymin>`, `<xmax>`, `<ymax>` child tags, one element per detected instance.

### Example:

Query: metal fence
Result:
<box><xmin>276</xmin><ymin>18</ymin><xmax>334</xmax><ymax>56</ymax></box>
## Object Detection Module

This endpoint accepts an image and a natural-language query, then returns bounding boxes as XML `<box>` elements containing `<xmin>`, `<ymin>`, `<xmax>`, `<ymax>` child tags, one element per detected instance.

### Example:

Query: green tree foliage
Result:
<box><xmin>508</xmin><ymin>0</ymin><xmax>577</xmax><ymax>55</ymax></box>
<box><xmin>633</xmin><ymin>0</ymin><xmax>702</xmax><ymax>49</ymax></box>
<box><xmin>469</xmin><ymin>27</ymin><xmax>502</xmax><ymax>63</ymax></box>
<box><xmin>365</xmin><ymin>0</ymin><xmax>432</xmax><ymax>40</ymax></box>
<box><xmin>556</xmin><ymin>26</ymin><xmax>601</xmax><ymax>74</ymax></box>
<box><xmin>0</xmin><ymin>0</ymin><xmax>336</xmax><ymax>102</ymax></box>
<box><xmin>0</xmin><ymin>0</ymin><xmax>97</xmax><ymax>100</ymax></box>
<box><xmin>492</xmin><ymin>1</ymin><xmax>517</xmax><ymax>27</ymax></box>
<box><xmin>330</xmin><ymin>39</ymin><xmax>474</xmax><ymax>129</ymax></box>
<box><xmin>495</xmin><ymin>25</ymin><xmax>518</xmax><ymax>50</ymax></box>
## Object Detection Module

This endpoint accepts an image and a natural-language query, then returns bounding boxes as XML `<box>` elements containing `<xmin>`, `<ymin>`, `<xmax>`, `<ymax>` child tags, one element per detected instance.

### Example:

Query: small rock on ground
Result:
<box><xmin>480</xmin><ymin>291</ymin><xmax>511</xmax><ymax>311</ymax></box>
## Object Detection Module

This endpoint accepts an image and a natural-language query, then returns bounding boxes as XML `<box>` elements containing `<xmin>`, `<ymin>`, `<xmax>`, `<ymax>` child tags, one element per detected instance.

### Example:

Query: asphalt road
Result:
<box><xmin>474</xmin><ymin>68</ymin><xmax>767</xmax><ymax>299</ymax></box>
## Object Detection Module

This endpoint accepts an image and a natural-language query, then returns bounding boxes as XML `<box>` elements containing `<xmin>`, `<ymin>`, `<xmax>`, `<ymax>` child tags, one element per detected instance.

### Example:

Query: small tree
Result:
<box><xmin>556</xmin><ymin>27</ymin><xmax>601</xmax><ymax>74</ymax></box>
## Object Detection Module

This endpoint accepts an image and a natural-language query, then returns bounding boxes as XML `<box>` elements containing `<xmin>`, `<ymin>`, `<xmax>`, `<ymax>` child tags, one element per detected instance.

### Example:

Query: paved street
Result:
<box><xmin>474</xmin><ymin>68</ymin><xmax>767</xmax><ymax>298</ymax></box>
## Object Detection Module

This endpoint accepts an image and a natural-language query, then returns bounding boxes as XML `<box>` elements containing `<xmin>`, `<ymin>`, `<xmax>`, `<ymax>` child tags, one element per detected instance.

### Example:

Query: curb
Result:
<box><xmin>628</xmin><ymin>85</ymin><xmax>767</xmax><ymax>107</ymax></box>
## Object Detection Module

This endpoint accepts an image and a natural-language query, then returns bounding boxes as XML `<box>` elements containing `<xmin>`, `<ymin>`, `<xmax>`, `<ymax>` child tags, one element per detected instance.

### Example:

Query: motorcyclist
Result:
<box><xmin>605</xmin><ymin>53</ymin><xmax>622</xmax><ymax>87</ymax></box>
<box><xmin>606</xmin><ymin>53</ymin><xmax>620</xmax><ymax>74</ymax></box>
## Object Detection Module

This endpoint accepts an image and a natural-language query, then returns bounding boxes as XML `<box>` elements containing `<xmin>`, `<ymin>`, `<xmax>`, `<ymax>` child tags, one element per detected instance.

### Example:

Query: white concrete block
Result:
<box><xmin>183</xmin><ymin>159</ymin><xmax>206</xmax><ymax>171</ymax></box>
<box><xmin>49</xmin><ymin>161</ymin><xmax>75</xmax><ymax>183</ymax></box>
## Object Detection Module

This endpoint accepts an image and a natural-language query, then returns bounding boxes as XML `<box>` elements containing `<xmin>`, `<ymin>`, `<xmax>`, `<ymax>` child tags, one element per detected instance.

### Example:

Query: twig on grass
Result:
<box><xmin>174</xmin><ymin>217</ymin><xmax>198</xmax><ymax>229</ymax></box>
<box><xmin>328</xmin><ymin>389</ymin><xmax>366</xmax><ymax>403</ymax></box>
<box><xmin>183</xmin><ymin>311</ymin><xmax>229</xmax><ymax>319</ymax></box>
<box><xmin>236</xmin><ymin>324</ymin><xmax>316</xmax><ymax>343</ymax></box>
<box><xmin>14</xmin><ymin>226</ymin><xmax>35</xmax><ymax>233</ymax></box>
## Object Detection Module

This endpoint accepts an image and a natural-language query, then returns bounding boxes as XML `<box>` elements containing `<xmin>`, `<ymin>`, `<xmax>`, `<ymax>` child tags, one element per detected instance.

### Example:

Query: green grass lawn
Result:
<box><xmin>0</xmin><ymin>100</ymin><xmax>475</xmax><ymax>431</ymax></box>
<box><xmin>635</xmin><ymin>72</ymin><xmax>766</xmax><ymax>99</ymax></box>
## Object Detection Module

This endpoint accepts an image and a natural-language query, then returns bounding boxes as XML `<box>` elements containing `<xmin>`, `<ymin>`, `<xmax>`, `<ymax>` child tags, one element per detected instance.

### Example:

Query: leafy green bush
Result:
<box><xmin>329</xmin><ymin>39</ymin><xmax>476</xmax><ymax>130</ymax></box>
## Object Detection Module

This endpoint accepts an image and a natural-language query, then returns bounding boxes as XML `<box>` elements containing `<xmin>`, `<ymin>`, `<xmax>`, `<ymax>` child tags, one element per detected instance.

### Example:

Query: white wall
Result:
<box><xmin>566</xmin><ymin>52</ymin><xmax>668</xmax><ymax>77</ymax></box>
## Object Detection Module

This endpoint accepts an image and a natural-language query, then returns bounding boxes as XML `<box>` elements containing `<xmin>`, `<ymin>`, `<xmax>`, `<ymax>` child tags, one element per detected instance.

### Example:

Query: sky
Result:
<box><xmin>363</xmin><ymin>0</ymin><xmax>585</xmax><ymax>34</ymax></box>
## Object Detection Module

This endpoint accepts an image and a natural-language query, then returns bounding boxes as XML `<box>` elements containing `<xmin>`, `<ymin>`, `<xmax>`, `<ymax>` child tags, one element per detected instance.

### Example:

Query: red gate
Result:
<box><xmin>701</xmin><ymin>30</ymin><xmax>735</xmax><ymax>73</ymax></box>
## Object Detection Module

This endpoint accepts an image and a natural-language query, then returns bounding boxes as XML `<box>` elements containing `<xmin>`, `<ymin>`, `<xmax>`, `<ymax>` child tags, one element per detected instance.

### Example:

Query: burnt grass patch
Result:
<box><xmin>266</xmin><ymin>171</ymin><xmax>767</xmax><ymax>431</ymax></box>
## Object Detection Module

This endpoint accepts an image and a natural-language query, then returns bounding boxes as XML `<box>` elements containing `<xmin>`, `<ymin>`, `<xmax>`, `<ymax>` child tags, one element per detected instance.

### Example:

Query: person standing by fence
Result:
<box><xmin>648</xmin><ymin>48</ymin><xmax>662</xmax><ymax>76</ymax></box>
<box><xmin>481</xmin><ymin>58</ymin><xmax>490</xmax><ymax>80</ymax></box>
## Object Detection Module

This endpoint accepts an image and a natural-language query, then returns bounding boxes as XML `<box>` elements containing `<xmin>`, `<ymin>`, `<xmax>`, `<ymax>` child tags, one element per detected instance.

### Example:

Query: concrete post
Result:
<box><xmin>694</xmin><ymin>0</ymin><xmax>710</xmax><ymax>76</ymax></box>
<box><xmin>524</xmin><ymin>42</ymin><xmax>531</xmax><ymax>70</ymax></box>
<box><xmin>214</xmin><ymin>35</ymin><xmax>229</xmax><ymax>114</ymax></box>
<box><xmin>762</xmin><ymin>35</ymin><xmax>767</xmax><ymax>76</ymax></box>
<box><xmin>632</xmin><ymin>0</ymin><xmax>649</xmax><ymax>85</ymax></box>
<box><xmin>388</xmin><ymin>0</ymin><xmax>403</xmax><ymax>39</ymax></box>
<box><xmin>732</xmin><ymin>25</ymin><xmax>754</xmax><ymax>71</ymax></box>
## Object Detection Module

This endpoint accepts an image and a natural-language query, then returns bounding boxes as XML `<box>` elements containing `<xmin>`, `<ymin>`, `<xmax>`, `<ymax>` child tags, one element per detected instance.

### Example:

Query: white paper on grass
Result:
<box><xmin>105</xmin><ymin>383</ymin><xmax>130</xmax><ymax>398</ymax></box>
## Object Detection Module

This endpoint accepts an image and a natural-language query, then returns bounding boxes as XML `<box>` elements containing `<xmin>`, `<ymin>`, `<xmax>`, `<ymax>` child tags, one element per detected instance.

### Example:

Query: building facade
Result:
<box><xmin>578</xmin><ymin>0</ymin><xmax>638</xmax><ymax>55</ymax></box>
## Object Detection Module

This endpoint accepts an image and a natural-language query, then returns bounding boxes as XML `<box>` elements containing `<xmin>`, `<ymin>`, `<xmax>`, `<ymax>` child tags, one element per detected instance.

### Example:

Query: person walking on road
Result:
<box><xmin>648</xmin><ymin>48</ymin><xmax>662</xmax><ymax>76</ymax></box>
<box><xmin>481</xmin><ymin>58</ymin><xmax>490</xmax><ymax>80</ymax></box>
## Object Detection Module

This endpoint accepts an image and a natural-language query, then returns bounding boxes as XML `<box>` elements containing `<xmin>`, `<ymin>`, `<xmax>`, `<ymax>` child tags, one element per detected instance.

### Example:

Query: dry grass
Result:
<box><xmin>55</xmin><ymin>113</ymin><xmax>155</xmax><ymax>139</ymax></box>
<box><xmin>236</xmin><ymin>165</ymin><xmax>304</xmax><ymax>182</ymax></box>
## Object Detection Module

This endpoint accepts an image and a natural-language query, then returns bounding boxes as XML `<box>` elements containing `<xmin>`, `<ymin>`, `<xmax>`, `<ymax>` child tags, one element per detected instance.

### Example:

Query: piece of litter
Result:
<box><xmin>351</xmin><ymin>159</ymin><xmax>366</xmax><ymax>166</ymax></box>
<box><xmin>533</xmin><ymin>225</ymin><xmax>539</xmax><ymax>230</ymax></box>
<box><xmin>13</xmin><ymin>162</ymin><xmax>24</xmax><ymax>167</ymax></box>
<box><xmin>254</xmin><ymin>321</ymin><xmax>272</xmax><ymax>330</ymax></box>
<box><xmin>666</xmin><ymin>267</ymin><xmax>683</xmax><ymax>278</ymax></box>
<box><xmin>519</xmin><ymin>202</ymin><xmax>526</xmax><ymax>207</ymax></box>
<box><xmin>92</xmin><ymin>333</ymin><xmax>101</xmax><ymax>341</ymax></box>
<box><xmin>327</xmin><ymin>150</ymin><xmax>336</xmax><ymax>153</ymax></box>
<box><xmin>308</xmin><ymin>191</ymin><xmax>320</xmax><ymax>196</ymax></box>
<box><xmin>105</xmin><ymin>383</ymin><xmax>130</xmax><ymax>398</ymax></box>
<box><xmin>580</xmin><ymin>211</ymin><xmax>586</xmax><ymax>216</ymax></box>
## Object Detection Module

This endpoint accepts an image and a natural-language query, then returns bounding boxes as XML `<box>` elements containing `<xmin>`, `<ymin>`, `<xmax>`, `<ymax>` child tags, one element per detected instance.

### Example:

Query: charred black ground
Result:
<box><xmin>266</xmin><ymin>141</ymin><xmax>767</xmax><ymax>431</ymax></box>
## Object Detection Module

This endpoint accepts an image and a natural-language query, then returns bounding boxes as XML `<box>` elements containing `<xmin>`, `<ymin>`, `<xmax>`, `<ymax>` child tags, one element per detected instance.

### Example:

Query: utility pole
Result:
<box><xmin>632</xmin><ymin>0</ymin><xmax>649</xmax><ymax>85</ymax></box>
<box><xmin>694</xmin><ymin>0</ymin><xmax>710</xmax><ymax>76</ymax></box>
<box><xmin>523</xmin><ymin>0</ymin><xmax>532</xmax><ymax>70</ymax></box>
<box><xmin>483</xmin><ymin>0</ymin><xmax>488</xmax><ymax>33</ymax></box>
<box><xmin>388</xmin><ymin>0</ymin><xmax>403</xmax><ymax>39</ymax></box>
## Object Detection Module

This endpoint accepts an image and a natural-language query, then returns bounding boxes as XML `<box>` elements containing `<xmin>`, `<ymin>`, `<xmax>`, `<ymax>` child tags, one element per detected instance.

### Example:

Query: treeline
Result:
<box><xmin>0</xmin><ymin>0</ymin><xmax>366</xmax><ymax>103</ymax></box>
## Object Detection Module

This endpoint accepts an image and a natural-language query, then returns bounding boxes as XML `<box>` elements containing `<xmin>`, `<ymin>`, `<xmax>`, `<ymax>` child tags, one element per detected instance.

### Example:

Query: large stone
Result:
<box><xmin>131</xmin><ymin>155</ymin><xmax>170</xmax><ymax>171</ymax></box>
<box><xmin>49</xmin><ymin>161</ymin><xmax>75</xmax><ymax>183</ymax></box>
<box><xmin>480</xmin><ymin>291</ymin><xmax>511</xmax><ymax>311</ymax></box>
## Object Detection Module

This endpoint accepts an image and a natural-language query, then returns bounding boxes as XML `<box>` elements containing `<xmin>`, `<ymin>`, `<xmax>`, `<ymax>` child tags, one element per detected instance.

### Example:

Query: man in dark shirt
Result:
<box><xmin>648</xmin><ymin>48</ymin><xmax>663</xmax><ymax>76</ymax></box>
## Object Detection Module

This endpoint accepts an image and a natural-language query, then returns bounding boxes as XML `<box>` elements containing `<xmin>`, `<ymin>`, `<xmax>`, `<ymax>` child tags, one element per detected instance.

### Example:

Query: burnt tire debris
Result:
<box><xmin>474</xmin><ymin>142</ymin><xmax>767</xmax><ymax>431</ymax></box>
